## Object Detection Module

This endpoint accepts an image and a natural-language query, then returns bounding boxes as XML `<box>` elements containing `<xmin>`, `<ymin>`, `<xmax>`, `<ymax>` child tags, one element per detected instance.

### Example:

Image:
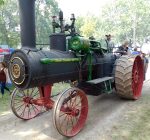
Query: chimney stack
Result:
<box><xmin>18</xmin><ymin>0</ymin><xmax>36</xmax><ymax>49</ymax></box>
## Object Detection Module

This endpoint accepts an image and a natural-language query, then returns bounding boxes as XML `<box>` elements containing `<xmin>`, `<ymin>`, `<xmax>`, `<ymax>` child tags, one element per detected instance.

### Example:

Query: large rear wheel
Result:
<box><xmin>115</xmin><ymin>55</ymin><xmax>144</xmax><ymax>99</ymax></box>
<box><xmin>53</xmin><ymin>87</ymin><xmax>88</xmax><ymax>137</ymax></box>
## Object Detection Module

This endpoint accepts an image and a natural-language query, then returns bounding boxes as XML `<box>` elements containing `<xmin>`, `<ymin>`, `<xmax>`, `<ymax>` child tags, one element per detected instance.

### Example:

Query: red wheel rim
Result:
<box><xmin>54</xmin><ymin>88</ymin><xmax>88</xmax><ymax>137</ymax></box>
<box><xmin>132</xmin><ymin>56</ymin><xmax>144</xmax><ymax>99</ymax></box>
<box><xmin>11</xmin><ymin>88</ymin><xmax>42</xmax><ymax>120</ymax></box>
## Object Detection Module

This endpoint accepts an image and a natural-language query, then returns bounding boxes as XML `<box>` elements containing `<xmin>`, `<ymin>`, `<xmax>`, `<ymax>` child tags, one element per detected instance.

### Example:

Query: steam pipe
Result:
<box><xmin>18</xmin><ymin>0</ymin><xmax>36</xmax><ymax>49</ymax></box>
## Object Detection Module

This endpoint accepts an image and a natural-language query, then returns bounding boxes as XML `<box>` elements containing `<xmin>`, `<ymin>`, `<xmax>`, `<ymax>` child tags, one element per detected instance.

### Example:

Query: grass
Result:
<box><xmin>0</xmin><ymin>85</ymin><xmax>14</xmax><ymax>115</ymax></box>
<box><xmin>110</xmin><ymin>94</ymin><xmax>150</xmax><ymax>140</ymax></box>
<box><xmin>52</xmin><ymin>82</ymin><xmax>70</xmax><ymax>95</ymax></box>
<box><xmin>0</xmin><ymin>83</ymin><xmax>70</xmax><ymax>115</ymax></box>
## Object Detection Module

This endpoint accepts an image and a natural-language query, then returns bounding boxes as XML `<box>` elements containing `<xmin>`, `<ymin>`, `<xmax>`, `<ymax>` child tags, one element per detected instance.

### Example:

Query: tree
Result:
<box><xmin>99</xmin><ymin>0</ymin><xmax>150</xmax><ymax>44</ymax></box>
<box><xmin>75</xmin><ymin>0</ymin><xmax>150</xmax><ymax>45</ymax></box>
<box><xmin>0</xmin><ymin>0</ymin><xmax>59</xmax><ymax>48</ymax></box>
<box><xmin>75</xmin><ymin>14</ymin><xmax>98</xmax><ymax>38</ymax></box>
<box><xmin>0</xmin><ymin>0</ymin><xmax>20</xmax><ymax>47</ymax></box>
<box><xmin>0</xmin><ymin>0</ymin><xmax>4</xmax><ymax>5</ymax></box>
<box><xmin>35</xmin><ymin>0</ymin><xmax>59</xmax><ymax>44</ymax></box>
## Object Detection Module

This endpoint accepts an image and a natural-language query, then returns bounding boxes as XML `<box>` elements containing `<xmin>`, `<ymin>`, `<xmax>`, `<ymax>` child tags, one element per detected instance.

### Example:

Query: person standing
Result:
<box><xmin>132</xmin><ymin>47</ymin><xmax>141</xmax><ymax>55</ymax></box>
<box><xmin>105</xmin><ymin>34</ymin><xmax>115</xmax><ymax>52</ymax></box>
<box><xmin>116</xmin><ymin>41</ymin><xmax>131</xmax><ymax>55</ymax></box>
<box><xmin>0</xmin><ymin>62</ymin><xmax>11</xmax><ymax>97</ymax></box>
<box><xmin>141</xmin><ymin>52</ymin><xmax>149</xmax><ymax>80</ymax></box>
<box><xmin>141</xmin><ymin>38</ymin><xmax>150</xmax><ymax>56</ymax></box>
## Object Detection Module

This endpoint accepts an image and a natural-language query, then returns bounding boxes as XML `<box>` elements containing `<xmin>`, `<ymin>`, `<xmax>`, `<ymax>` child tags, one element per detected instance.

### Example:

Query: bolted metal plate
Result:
<box><xmin>9</xmin><ymin>57</ymin><xmax>26</xmax><ymax>85</ymax></box>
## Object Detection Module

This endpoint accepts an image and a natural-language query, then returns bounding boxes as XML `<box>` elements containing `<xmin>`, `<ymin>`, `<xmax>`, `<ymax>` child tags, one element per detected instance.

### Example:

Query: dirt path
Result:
<box><xmin>0</xmin><ymin>62</ymin><xmax>150</xmax><ymax>140</ymax></box>
<box><xmin>0</xmin><ymin>81</ymin><xmax>149</xmax><ymax>140</ymax></box>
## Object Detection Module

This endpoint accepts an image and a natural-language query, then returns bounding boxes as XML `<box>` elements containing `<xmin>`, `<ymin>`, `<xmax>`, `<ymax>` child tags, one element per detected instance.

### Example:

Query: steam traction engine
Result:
<box><xmin>9</xmin><ymin>0</ymin><xmax>144</xmax><ymax>137</ymax></box>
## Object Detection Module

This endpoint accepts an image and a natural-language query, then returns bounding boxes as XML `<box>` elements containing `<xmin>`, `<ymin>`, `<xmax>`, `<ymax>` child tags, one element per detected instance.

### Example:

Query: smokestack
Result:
<box><xmin>18</xmin><ymin>0</ymin><xmax>36</xmax><ymax>48</ymax></box>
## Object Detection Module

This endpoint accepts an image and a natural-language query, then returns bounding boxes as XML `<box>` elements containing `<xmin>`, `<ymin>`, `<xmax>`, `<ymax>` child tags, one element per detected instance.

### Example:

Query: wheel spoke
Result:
<box><xmin>71</xmin><ymin>95</ymin><xmax>78</xmax><ymax>108</ymax></box>
<box><xmin>31</xmin><ymin>104</ymin><xmax>38</xmax><ymax>114</ymax></box>
<box><xmin>22</xmin><ymin>90</ymin><xmax>26</xmax><ymax>96</ymax></box>
<box><xmin>70</xmin><ymin>115</ymin><xmax>75</xmax><ymax>128</ymax></box>
<box><xmin>30</xmin><ymin>88</ymin><xmax>35</xmax><ymax>97</ymax></box>
<box><xmin>69</xmin><ymin>91</ymin><xmax>73</xmax><ymax>107</ymax></box>
<box><xmin>72</xmin><ymin>115</ymin><xmax>78</xmax><ymax>125</ymax></box>
<box><xmin>76</xmin><ymin>105</ymin><xmax>87</xmax><ymax>110</ymax></box>
<box><xmin>26</xmin><ymin>89</ymin><xmax>29</xmax><ymax>97</ymax></box>
<box><xmin>32</xmin><ymin>104</ymin><xmax>40</xmax><ymax>112</ymax></box>
<box><xmin>65</xmin><ymin>116</ymin><xmax>70</xmax><ymax>135</ymax></box>
<box><xmin>60</xmin><ymin>114</ymin><xmax>68</xmax><ymax>132</ymax></box>
<box><xmin>32</xmin><ymin>90</ymin><xmax>39</xmax><ymax>98</ymax></box>
<box><xmin>16</xmin><ymin>93</ymin><xmax>24</xmax><ymax>98</ymax></box>
<box><xmin>15</xmin><ymin>103</ymin><xmax>25</xmax><ymax>111</ymax></box>
<box><xmin>20</xmin><ymin>105</ymin><xmax>27</xmax><ymax>117</ymax></box>
<box><xmin>59</xmin><ymin>111</ymin><xmax>71</xmax><ymax>117</ymax></box>
<box><xmin>75</xmin><ymin>98</ymin><xmax>82</xmax><ymax>107</ymax></box>
<box><xmin>27</xmin><ymin>106</ymin><xmax>31</xmax><ymax>118</ymax></box>
<box><xmin>59</xmin><ymin>112</ymin><xmax>66</xmax><ymax>117</ymax></box>
<box><xmin>14</xmin><ymin>98</ymin><xmax>22</xmax><ymax>101</ymax></box>
<box><xmin>14</xmin><ymin>100</ymin><xmax>23</xmax><ymax>104</ymax></box>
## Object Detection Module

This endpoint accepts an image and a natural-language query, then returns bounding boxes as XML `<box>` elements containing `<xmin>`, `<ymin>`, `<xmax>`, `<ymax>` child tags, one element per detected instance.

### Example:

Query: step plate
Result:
<box><xmin>87</xmin><ymin>77</ymin><xmax>114</xmax><ymax>84</ymax></box>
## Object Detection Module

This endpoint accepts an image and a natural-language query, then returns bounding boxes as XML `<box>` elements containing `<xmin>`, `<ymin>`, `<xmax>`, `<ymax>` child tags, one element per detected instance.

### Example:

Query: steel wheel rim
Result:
<box><xmin>11</xmin><ymin>88</ymin><xmax>42</xmax><ymax>120</ymax></box>
<box><xmin>132</xmin><ymin>56</ymin><xmax>144</xmax><ymax>99</ymax></box>
<box><xmin>53</xmin><ymin>88</ymin><xmax>88</xmax><ymax>137</ymax></box>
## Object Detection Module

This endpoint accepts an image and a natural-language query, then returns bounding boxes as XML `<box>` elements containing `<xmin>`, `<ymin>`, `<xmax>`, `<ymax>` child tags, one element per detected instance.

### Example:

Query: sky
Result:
<box><xmin>56</xmin><ymin>0</ymin><xmax>113</xmax><ymax>17</ymax></box>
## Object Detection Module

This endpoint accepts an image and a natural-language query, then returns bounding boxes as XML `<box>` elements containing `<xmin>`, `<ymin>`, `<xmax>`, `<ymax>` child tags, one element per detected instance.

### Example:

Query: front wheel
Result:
<box><xmin>53</xmin><ymin>87</ymin><xmax>88</xmax><ymax>137</ymax></box>
<box><xmin>11</xmin><ymin>87</ymin><xmax>43</xmax><ymax>120</ymax></box>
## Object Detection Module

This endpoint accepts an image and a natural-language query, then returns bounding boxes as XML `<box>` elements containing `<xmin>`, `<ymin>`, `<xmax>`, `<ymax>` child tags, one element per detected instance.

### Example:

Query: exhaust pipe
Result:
<box><xmin>18</xmin><ymin>0</ymin><xmax>36</xmax><ymax>49</ymax></box>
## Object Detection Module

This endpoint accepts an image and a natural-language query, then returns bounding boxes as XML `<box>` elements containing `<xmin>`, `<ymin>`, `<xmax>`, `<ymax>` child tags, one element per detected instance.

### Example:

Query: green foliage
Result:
<box><xmin>99</xmin><ymin>0</ymin><xmax>150</xmax><ymax>43</ymax></box>
<box><xmin>0</xmin><ymin>0</ymin><xmax>20</xmax><ymax>47</ymax></box>
<box><xmin>0</xmin><ymin>0</ymin><xmax>150</xmax><ymax>47</ymax></box>
<box><xmin>0</xmin><ymin>0</ymin><xmax>4</xmax><ymax>5</ymax></box>
<box><xmin>0</xmin><ymin>85</ymin><xmax>14</xmax><ymax>115</ymax></box>
<box><xmin>76</xmin><ymin>14</ymin><xmax>99</xmax><ymax>38</ymax></box>
<box><xmin>78</xmin><ymin>15</ymin><xmax>97</xmax><ymax>38</ymax></box>
<box><xmin>75</xmin><ymin>0</ymin><xmax>150</xmax><ymax>44</ymax></box>
<box><xmin>0</xmin><ymin>0</ymin><xmax>59</xmax><ymax>48</ymax></box>
<box><xmin>35</xmin><ymin>0</ymin><xmax>59</xmax><ymax>44</ymax></box>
